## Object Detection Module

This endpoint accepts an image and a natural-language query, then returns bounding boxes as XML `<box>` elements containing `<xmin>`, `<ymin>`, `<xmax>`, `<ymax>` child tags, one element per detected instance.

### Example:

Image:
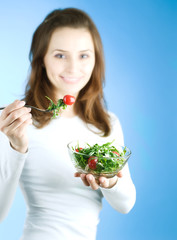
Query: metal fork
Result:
<box><xmin>0</xmin><ymin>105</ymin><xmax>52</xmax><ymax>113</ymax></box>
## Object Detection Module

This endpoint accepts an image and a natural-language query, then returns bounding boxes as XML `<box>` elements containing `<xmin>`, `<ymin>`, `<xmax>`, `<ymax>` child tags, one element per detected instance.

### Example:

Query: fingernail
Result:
<box><xmin>18</xmin><ymin>101</ymin><xmax>26</xmax><ymax>107</ymax></box>
<box><xmin>88</xmin><ymin>175</ymin><xmax>93</xmax><ymax>181</ymax></box>
<box><xmin>81</xmin><ymin>174</ymin><xmax>84</xmax><ymax>179</ymax></box>
<box><xmin>100</xmin><ymin>179</ymin><xmax>105</xmax><ymax>183</ymax></box>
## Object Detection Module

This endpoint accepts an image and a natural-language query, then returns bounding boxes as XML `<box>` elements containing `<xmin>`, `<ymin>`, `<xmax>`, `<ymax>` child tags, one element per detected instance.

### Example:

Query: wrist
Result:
<box><xmin>10</xmin><ymin>142</ymin><xmax>28</xmax><ymax>154</ymax></box>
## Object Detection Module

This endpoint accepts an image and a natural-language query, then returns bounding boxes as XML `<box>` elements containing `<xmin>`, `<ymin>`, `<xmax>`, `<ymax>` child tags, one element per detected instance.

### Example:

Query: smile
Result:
<box><xmin>60</xmin><ymin>76</ymin><xmax>82</xmax><ymax>84</ymax></box>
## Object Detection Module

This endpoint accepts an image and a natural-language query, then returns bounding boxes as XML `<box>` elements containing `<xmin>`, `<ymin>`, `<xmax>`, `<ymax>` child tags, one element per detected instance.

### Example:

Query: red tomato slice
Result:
<box><xmin>112</xmin><ymin>151</ymin><xmax>120</xmax><ymax>156</ymax></box>
<box><xmin>75</xmin><ymin>148</ymin><xmax>83</xmax><ymax>152</ymax></box>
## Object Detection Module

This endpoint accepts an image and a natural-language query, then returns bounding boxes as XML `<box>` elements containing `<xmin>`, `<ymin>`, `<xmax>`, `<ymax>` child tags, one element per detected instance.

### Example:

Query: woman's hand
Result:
<box><xmin>74</xmin><ymin>171</ymin><xmax>123</xmax><ymax>190</ymax></box>
<box><xmin>0</xmin><ymin>100</ymin><xmax>32</xmax><ymax>153</ymax></box>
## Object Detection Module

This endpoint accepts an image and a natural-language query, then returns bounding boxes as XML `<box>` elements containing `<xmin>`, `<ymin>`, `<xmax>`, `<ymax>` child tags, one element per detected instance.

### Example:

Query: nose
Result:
<box><xmin>66</xmin><ymin>58</ymin><xmax>79</xmax><ymax>74</ymax></box>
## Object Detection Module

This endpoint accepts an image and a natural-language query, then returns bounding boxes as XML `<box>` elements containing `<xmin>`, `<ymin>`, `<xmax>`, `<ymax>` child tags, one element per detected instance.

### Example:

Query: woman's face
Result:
<box><xmin>43</xmin><ymin>27</ymin><xmax>95</xmax><ymax>98</ymax></box>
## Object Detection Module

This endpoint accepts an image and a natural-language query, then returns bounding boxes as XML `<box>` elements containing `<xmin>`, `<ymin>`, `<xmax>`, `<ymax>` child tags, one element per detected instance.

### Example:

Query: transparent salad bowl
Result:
<box><xmin>67</xmin><ymin>140</ymin><xmax>131</xmax><ymax>179</ymax></box>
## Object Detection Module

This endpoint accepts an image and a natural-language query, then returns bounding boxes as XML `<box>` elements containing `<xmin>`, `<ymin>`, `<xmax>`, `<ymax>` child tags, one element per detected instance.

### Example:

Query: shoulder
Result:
<box><xmin>108</xmin><ymin>111</ymin><xmax>118</xmax><ymax>120</ymax></box>
<box><xmin>108</xmin><ymin>111</ymin><xmax>122</xmax><ymax>128</ymax></box>
<box><xmin>107</xmin><ymin>111</ymin><xmax>124</xmax><ymax>146</ymax></box>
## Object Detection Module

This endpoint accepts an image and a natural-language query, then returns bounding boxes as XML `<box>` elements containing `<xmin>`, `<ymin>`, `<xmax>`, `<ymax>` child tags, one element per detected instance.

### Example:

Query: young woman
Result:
<box><xmin>0</xmin><ymin>8</ymin><xmax>136</xmax><ymax>240</ymax></box>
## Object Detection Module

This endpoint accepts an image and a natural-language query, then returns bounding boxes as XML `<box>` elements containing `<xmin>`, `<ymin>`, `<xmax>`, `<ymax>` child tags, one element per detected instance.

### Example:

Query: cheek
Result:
<box><xmin>83</xmin><ymin>61</ymin><xmax>95</xmax><ymax>76</ymax></box>
<box><xmin>45</xmin><ymin>63</ymin><xmax>60</xmax><ymax>77</ymax></box>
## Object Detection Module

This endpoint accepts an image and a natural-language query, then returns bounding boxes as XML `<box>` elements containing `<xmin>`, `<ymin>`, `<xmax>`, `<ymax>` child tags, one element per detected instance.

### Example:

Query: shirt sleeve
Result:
<box><xmin>100</xmin><ymin>112</ymin><xmax>136</xmax><ymax>214</ymax></box>
<box><xmin>0</xmin><ymin>131</ymin><xmax>27</xmax><ymax>222</ymax></box>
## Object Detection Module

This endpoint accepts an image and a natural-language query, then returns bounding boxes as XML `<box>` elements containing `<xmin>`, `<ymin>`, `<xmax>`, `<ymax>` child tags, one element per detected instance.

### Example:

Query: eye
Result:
<box><xmin>80</xmin><ymin>54</ymin><xmax>89</xmax><ymax>59</ymax></box>
<box><xmin>55</xmin><ymin>54</ymin><xmax>66</xmax><ymax>59</ymax></box>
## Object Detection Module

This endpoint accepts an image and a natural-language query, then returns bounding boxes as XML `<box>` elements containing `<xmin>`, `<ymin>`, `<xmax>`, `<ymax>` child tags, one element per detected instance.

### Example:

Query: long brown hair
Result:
<box><xmin>25</xmin><ymin>8</ymin><xmax>111</xmax><ymax>136</ymax></box>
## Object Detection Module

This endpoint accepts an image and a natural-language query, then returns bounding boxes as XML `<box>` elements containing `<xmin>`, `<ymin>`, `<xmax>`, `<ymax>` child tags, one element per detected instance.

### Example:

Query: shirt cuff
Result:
<box><xmin>8</xmin><ymin>141</ymin><xmax>28</xmax><ymax>160</ymax></box>
<box><xmin>2</xmin><ymin>142</ymin><xmax>28</xmax><ymax>181</ymax></box>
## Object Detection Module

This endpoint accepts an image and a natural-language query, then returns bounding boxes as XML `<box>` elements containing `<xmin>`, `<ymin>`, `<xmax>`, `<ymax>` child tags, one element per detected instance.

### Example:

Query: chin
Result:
<box><xmin>63</xmin><ymin>85</ymin><xmax>86</xmax><ymax>95</ymax></box>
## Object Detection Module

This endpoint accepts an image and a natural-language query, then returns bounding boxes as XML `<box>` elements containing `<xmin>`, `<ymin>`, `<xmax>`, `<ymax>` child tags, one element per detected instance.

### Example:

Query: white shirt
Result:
<box><xmin>0</xmin><ymin>112</ymin><xmax>136</xmax><ymax>240</ymax></box>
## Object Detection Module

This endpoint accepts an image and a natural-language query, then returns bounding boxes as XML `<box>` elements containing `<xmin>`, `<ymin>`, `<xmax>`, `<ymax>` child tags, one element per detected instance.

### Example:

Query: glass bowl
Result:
<box><xmin>67</xmin><ymin>140</ymin><xmax>131</xmax><ymax>179</ymax></box>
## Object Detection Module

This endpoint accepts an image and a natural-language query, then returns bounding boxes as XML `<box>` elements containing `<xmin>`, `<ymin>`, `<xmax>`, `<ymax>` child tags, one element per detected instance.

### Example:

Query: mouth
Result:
<box><xmin>60</xmin><ymin>76</ymin><xmax>82</xmax><ymax>84</ymax></box>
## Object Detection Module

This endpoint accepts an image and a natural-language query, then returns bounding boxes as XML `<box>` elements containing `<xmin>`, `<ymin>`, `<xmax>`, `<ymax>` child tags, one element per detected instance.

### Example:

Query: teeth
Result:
<box><xmin>65</xmin><ymin>78</ymin><xmax>77</xmax><ymax>81</ymax></box>
<box><xmin>61</xmin><ymin>76</ymin><xmax>81</xmax><ymax>82</ymax></box>
<box><xmin>63</xmin><ymin>77</ymin><xmax>78</xmax><ymax>80</ymax></box>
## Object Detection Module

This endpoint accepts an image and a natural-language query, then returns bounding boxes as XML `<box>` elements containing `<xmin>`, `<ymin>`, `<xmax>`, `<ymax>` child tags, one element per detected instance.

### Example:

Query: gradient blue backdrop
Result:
<box><xmin>0</xmin><ymin>0</ymin><xmax>176</xmax><ymax>240</ymax></box>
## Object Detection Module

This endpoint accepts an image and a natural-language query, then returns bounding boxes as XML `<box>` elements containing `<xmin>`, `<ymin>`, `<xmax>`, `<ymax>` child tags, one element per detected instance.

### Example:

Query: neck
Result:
<box><xmin>60</xmin><ymin>105</ymin><xmax>77</xmax><ymax>118</ymax></box>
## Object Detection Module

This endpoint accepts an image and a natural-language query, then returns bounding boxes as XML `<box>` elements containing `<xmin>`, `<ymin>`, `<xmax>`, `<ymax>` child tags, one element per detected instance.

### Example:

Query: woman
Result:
<box><xmin>0</xmin><ymin>8</ymin><xmax>136</xmax><ymax>240</ymax></box>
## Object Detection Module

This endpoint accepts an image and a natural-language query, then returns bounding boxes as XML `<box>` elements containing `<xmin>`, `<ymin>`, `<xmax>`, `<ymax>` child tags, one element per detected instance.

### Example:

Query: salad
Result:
<box><xmin>71</xmin><ymin>140</ymin><xmax>128</xmax><ymax>175</ymax></box>
<box><xmin>46</xmin><ymin>95</ymin><xmax>75</xmax><ymax>118</ymax></box>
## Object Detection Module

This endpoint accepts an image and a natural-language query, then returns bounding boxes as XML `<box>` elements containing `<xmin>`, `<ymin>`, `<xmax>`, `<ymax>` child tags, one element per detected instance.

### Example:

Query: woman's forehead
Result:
<box><xmin>47</xmin><ymin>27</ymin><xmax>95</xmax><ymax>52</ymax></box>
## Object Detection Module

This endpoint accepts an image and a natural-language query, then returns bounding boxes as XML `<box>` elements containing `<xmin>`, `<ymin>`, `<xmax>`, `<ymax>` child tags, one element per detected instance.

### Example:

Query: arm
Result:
<box><xmin>0</xmin><ymin>101</ymin><xmax>32</xmax><ymax>222</ymax></box>
<box><xmin>75</xmin><ymin>164</ymin><xmax>136</xmax><ymax>214</ymax></box>
<box><xmin>100</xmin><ymin>113</ymin><xmax>136</xmax><ymax>213</ymax></box>
<box><xmin>75</xmin><ymin>112</ymin><xmax>136</xmax><ymax>213</ymax></box>
<box><xmin>0</xmin><ymin>132</ymin><xmax>27</xmax><ymax>222</ymax></box>
<box><xmin>100</xmin><ymin>163</ymin><xmax>136</xmax><ymax>214</ymax></box>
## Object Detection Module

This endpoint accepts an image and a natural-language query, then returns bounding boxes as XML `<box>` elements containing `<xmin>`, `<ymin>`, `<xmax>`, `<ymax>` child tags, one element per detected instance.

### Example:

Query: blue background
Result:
<box><xmin>0</xmin><ymin>0</ymin><xmax>176</xmax><ymax>239</ymax></box>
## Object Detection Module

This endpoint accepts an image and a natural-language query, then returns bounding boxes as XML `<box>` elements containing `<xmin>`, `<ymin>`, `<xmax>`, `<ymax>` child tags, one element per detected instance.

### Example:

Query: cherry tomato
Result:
<box><xmin>75</xmin><ymin>148</ymin><xmax>83</xmax><ymax>152</ymax></box>
<box><xmin>88</xmin><ymin>156</ymin><xmax>98</xmax><ymax>170</ymax></box>
<box><xmin>112</xmin><ymin>151</ymin><xmax>120</xmax><ymax>157</ymax></box>
<box><xmin>63</xmin><ymin>95</ymin><xmax>75</xmax><ymax>105</ymax></box>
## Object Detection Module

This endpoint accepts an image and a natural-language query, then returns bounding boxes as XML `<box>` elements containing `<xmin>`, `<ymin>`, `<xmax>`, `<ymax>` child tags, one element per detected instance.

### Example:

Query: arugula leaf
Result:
<box><xmin>46</xmin><ymin>96</ymin><xmax>67</xmax><ymax>118</ymax></box>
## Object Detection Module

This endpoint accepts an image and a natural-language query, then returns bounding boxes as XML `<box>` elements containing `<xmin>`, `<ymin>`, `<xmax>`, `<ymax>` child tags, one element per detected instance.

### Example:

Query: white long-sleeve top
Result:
<box><xmin>0</xmin><ymin>112</ymin><xmax>136</xmax><ymax>240</ymax></box>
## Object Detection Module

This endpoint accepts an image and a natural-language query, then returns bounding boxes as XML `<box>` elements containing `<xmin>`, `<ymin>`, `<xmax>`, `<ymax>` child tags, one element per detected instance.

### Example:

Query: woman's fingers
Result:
<box><xmin>2</xmin><ymin>111</ymin><xmax>31</xmax><ymax>135</ymax></box>
<box><xmin>117</xmin><ymin>171</ymin><xmax>123</xmax><ymax>178</ymax></box>
<box><xmin>13</xmin><ymin>117</ymin><xmax>33</xmax><ymax>137</ymax></box>
<box><xmin>74</xmin><ymin>172</ymin><xmax>121</xmax><ymax>190</ymax></box>
<box><xmin>0</xmin><ymin>99</ymin><xmax>30</xmax><ymax>133</ymax></box>
<box><xmin>80</xmin><ymin>174</ymin><xmax>90</xmax><ymax>186</ymax></box>
<box><xmin>74</xmin><ymin>173</ymin><xmax>99</xmax><ymax>189</ymax></box>
<box><xmin>86</xmin><ymin>174</ymin><xmax>99</xmax><ymax>190</ymax></box>
<box><xmin>74</xmin><ymin>173</ymin><xmax>90</xmax><ymax>186</ymax></box>
<box><xmin>1</xmin><ymin>100</ymin><xmax>26</xmax><ymax>120</ymax></box>
<box><xmin>99</xmin><ymin>177</ymin><xmax>110</xmax><ymax>188</ymax></box>
<box><xmin>3</xmin><ymin>107</ymin><xmax>31</xmax><ymax>129</ymax></box>
<box><xmin>0</xmin><ymin>100</ymin><xmax>32</xmax><ymax>153</ymax></box>
<box><xmin>74</xmin><ymin>172</ymin><xmax>81</xmax><ymax>177</ymax></box>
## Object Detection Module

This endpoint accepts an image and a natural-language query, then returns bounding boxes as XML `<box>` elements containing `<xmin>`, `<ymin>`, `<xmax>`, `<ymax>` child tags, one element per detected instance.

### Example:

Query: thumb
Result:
<box><xmin>117</xmin><ymin>171</ymin><xmax>123</xmax><ymax>178</ymax></box>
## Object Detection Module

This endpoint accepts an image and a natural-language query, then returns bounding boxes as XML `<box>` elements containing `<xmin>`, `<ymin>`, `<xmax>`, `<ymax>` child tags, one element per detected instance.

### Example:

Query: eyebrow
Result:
<box><xmin>53</xmin><ymin>49</ymin><xmax>93</xmax><ymax>53</ymax></box>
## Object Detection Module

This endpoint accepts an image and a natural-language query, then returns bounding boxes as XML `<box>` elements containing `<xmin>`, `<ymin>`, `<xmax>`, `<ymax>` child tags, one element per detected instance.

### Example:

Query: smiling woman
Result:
<box><xmin>25</xmin><ymin>8</ymin><xmax>108</xmax><ymax>132</ymax></box>
<box><xmin>0</xmin><ymin>7</ymin><xmax>136</xmax><ymax>240</ymax></box>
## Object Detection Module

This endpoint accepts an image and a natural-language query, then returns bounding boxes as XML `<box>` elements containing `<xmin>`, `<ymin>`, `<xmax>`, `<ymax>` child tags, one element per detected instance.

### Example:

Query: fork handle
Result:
<box><xmin>0</xmin><ymin>105</ymin><xmax>51</xmax><ymax>113</ymax></box>
<box><xmin>24</xmin><ymin>105</ymin><xmax>50</xmax><ymax>112</ymax></box>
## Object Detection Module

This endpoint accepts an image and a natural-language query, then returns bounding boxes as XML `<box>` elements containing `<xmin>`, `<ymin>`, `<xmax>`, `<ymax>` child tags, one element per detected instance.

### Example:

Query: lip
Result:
<box><xmin>60</xmin><ymin>76</ymin><xmax>82</xmax><ymax>84</ymax></box>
